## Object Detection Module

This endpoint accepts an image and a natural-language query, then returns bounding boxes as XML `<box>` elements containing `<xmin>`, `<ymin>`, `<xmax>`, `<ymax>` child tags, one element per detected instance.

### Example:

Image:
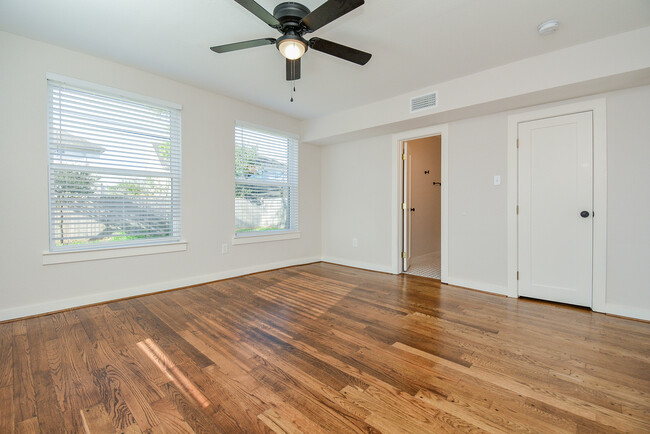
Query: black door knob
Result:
<box><xmin>410</xmin><ymin>208</ymin><xmax>416</xmax><ymax>212</ymax></box>
<box><xmin>580</xmin><ymin>211</ymin><xmax>590</xmax><ymax>218</ymax></box>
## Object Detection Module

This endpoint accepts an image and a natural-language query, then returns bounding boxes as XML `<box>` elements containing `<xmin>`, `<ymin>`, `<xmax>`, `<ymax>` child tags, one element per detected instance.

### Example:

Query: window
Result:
<box><xmin>47</xmin><ymin>77</ymin><xmax>182</xmax><ymax>251</ymax></box>
<box><xmin>235</xmin><ymin>122</ymin><xmax>298</xmax><ymax>237</ymax></box>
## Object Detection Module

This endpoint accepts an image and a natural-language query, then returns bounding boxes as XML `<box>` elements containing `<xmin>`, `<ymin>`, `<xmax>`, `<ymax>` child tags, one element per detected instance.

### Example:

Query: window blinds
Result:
<box><xmin>235</xmin><ymin>123</ymin><xmax>298</xmax><ymax>235</ymax></box>
<box><xmin>47</xmin><ymin>79</ymin><xmax>182</xmax><ymax>251</ymax></box>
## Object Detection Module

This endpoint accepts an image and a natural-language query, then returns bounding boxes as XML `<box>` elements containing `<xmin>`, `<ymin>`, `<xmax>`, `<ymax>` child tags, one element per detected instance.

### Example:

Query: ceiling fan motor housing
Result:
<box><xmin>273</xmin><ymin>2</ymin><xmax>311</xmax><ymax>30</ymax></box>
<box><xmin>274</xmin><ymin>2</ymin><xmax>311</xmax><ymax>57</ymax></box>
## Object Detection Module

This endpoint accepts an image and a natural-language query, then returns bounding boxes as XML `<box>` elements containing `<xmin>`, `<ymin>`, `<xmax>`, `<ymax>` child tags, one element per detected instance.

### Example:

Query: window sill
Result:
<box><xmin>232</xmin><ymin>231</ymin><xmax>300</xmax><ymax>245</ymax></box>
<box><xmin>42</xmin><ymin>241</ymin><xmax>188</xmax><ymax>265</ymax></box>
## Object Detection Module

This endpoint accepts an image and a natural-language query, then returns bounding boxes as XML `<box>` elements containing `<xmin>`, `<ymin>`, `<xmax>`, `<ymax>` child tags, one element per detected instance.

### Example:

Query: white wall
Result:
<box><xmin>303</xmin><ymin>26</ymin><xmax>650</xmax><ymax>145</ymax></box>
<box><xmin>320</xmin><ymin>85</ymin><xmax>650</xmax><ymax>319</ymax></box>
<box><xmin>447</xmin><ymin>114</ymin><xmax>508</xmax><ymax>291</ymax></box>
<box><xmin>321</xmin><ymin>136</ymin><xmax>393</xmax><ymax>272</ymax></box>
<box><xmin>605</xmin><ymin>85</ymin><xmax>650</xmax><ymax>317</ymax></box>
<box><xmin>1</xmin><ymin>29</ymin><xmax>648</xmax><ymax>322</ymax></box>
<box><xmin>0</xmin><ymin>32</ymin><xmax>321</xmax><ymax>320</ymax></box>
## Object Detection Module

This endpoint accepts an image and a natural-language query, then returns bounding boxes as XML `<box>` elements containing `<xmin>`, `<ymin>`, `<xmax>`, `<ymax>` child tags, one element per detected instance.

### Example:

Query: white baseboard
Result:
<box><xmin>444</xmin><ymin>276</ymin><xmax>510</xmax><ymax>297</ymax></box>
<box><xmin>321</xmin><ymin>256</ymin><xmax>395</xmax><ymax>274</ymax></box>
<box><xmin>8</xmin><ymin>257</ymin><xmax>647</xmax><ymax>323</ymax></box>
<box><xmin>604</xmin><ymin>303</ymin><xmax>650</xmax><ymax>322</ymax></box>
<box><xmin>0</xmin><ymin>256</ymin><xmax>321</xmax><ymax>322</ymax></box>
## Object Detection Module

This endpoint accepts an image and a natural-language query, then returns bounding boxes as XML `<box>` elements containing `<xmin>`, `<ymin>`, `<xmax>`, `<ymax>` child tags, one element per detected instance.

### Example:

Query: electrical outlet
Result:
<box><xmin>221</xmin><ymin>243</ymin><xmax>229</xmax><ymax>255</ymax></box>
<box><xmin>352</xmin><ymin>238</ymin><xmax>358</xmax><ymax>248</ymax></box>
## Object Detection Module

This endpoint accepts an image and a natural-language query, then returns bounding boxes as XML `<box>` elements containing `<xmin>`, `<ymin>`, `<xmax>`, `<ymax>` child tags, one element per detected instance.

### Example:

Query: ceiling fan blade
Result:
<box><xmin>309</xmin><ymin>38</ymin><xmax>371</xmax><ymax>65</ymax></box>
<box><xmin>286</xmin><ymin>58</ymin><xmax>301</xmax><ymax>81</ymax></box>
<box><xmin>301</xmin><ymin>0</ymin><xmax>364</xmax><ymax>31</ymax></box>
<box><xmin>234</xmin><ymin>0</ymin><xmax>281</xmax><ymax>28</ymax></box>
<box><xmin>210</xmin><ymin>38</ymin><xmax>276</xmax><ymax>53</ymax></box>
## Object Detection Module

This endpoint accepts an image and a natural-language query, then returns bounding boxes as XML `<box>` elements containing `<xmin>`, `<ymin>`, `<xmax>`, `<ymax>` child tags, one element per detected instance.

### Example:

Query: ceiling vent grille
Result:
<box><xmin>410</xmin><ymin>92</ymin><xmax>438</xmax><ymax>112</ymax></box>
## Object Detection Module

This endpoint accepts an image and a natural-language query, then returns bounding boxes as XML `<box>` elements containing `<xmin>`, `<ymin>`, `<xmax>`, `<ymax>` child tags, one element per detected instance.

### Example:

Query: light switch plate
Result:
<box><xmin>494</xmin><ymin>175</ymin><xmax>501</xmax><ymax>185</ymax></box>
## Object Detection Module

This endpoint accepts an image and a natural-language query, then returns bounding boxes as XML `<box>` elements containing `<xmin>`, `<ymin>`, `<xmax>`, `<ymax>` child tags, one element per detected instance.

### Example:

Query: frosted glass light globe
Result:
<box><xmin>278</xmin><ymin>39</ymin><xmax>306</xmax><ymax>60</ymax></box>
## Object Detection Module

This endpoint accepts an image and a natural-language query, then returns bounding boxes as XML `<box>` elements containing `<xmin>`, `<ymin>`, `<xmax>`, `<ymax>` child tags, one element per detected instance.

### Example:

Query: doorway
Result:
<box><xmin>402</xmin><ymin>135</ymin><xmax>442</xmax><ymax>279</ymax></box>
<box><xmin>392</xmin><ymin>124</ymin><xmax>449</xmax><ymax>280</ymax></box>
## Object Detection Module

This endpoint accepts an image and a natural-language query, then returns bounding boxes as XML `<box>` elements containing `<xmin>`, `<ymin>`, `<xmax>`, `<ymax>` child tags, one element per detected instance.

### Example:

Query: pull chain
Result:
<box><xmin>289</xmin><ymin>61</ymin><xmax>296</xmax><ymax>102</ymax></box>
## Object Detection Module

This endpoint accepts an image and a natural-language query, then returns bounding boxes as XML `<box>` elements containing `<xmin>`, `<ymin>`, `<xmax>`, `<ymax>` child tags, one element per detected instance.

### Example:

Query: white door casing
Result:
<box><xmin>392</xmin><ymin>124</ymin><xmax>449</xmax><ymax>280</ymax></box>
<box><xmin>518</xmin><ymin>111</ymin><xmax>594</xmax><ymax>307</ymax></box>
<box><xmin>403</xmin><ymin>141</ymin><xmax>411</xmax><ymax>271</ymax></box>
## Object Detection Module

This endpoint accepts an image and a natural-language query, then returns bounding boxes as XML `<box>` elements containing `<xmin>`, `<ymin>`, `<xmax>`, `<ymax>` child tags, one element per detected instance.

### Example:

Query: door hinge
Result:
<box><xmin>402</xmin><ymin>202</ymin><xmax>406</xmax><ymax>210</ymax></box>
<box><xmin>517</xmin><ymin>271</ymin><xmax>519</xmax><ymax>280</ymax></box>
<box><xmin>516</xmin><ymin>138</ymin><xmax>519</xmax><ymax>148</ymax></box>
<box><xmin>516</xmin><ymin>205</ymin><xmax>519</xmax><ymax>214</ymax></box>
<box><xmin>402</xmin><ymin>153</ymin><xmax>407</xmax><ymax>160</ymax></box>
<box><xmin>402</xmin><ymin>252</ymin><xmax>407</xmax><ymax>259</ymax></box>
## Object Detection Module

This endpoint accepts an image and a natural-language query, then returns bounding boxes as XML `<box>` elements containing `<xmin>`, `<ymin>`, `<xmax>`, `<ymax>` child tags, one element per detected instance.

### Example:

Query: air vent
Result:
<box><xmin>410</xmin><ymin>92</ymin><xmax>438</xmax><ymax>112</ymax></box>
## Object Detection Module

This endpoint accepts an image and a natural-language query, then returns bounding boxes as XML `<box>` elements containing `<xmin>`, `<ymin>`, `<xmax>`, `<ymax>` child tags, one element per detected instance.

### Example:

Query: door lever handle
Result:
<box><xmin>433</xmin><ymin>182</ymin><xmax>442</xmax><ymax>186</ymax></box>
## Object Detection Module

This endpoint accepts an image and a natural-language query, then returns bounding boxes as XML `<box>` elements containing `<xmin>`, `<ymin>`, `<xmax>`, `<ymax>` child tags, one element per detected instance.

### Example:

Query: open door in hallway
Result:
<box><xmin>402</xmin><ymin>135</ymin><xmax>442</xmax><ymax>279</ymax></box>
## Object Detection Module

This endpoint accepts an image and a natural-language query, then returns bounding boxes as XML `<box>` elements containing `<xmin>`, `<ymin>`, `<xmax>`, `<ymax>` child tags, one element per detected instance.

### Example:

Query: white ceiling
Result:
<box><xmin>1</xmin><ymin>0</ymin><xmax>649</xmax><ymax>119</ymax></box>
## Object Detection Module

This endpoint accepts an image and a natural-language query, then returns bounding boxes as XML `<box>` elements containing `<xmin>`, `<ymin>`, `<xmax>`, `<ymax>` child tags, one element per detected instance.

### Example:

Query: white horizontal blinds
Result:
<box><xmin>235</xmin><ymin>123</ymin><xmax>299</xmax><ymax>235</ymax></box>
<box><xmin>47</xmin><ymin>79</ymin><xmax>182</xmax><ymax>250</ymax></box>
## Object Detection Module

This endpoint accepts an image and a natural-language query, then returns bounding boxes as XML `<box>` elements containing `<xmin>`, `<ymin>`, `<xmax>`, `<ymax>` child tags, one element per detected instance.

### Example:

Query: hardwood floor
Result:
<box><xmin>1</xmin><ymin>262</ymin><xmax>649</xmax><ymax>433</ymax></box>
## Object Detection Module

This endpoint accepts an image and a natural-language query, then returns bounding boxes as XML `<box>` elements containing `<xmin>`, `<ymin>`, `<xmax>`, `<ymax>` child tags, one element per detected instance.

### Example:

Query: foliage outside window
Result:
<box><xmin>47</xmin><ymin>78</ymin><xmax>182</xmax><ymax>251</ymax></box>
<box><xmin>235</xmin><ymin>123</ymin><xmax>298</xmax><ymax>235</ymax></box>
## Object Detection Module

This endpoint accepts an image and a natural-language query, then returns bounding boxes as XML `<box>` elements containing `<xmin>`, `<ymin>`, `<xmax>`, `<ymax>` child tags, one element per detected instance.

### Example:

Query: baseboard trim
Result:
<box><xmin>604</xmin><ymin>303</ymin><xmax>650</xmax><ymax>322</ymax></box>
<box><xmin>7</xmin><ymin>258</ymin><xmax>647</xmax><ymax>323</ymax></box>
<box><xmin>0</xmin><ymin>256</ymin><xmax>321</xmax><ymax>322</ymax></box>
<box><xmin>320</xmin><ymin>256</ymin><xmax>394</xmax><ymax>274</ymax></box>
<box><xmin>444</xmin><ymin>277</ymin><xmax>510</xmax><ymax>297</ymax></box>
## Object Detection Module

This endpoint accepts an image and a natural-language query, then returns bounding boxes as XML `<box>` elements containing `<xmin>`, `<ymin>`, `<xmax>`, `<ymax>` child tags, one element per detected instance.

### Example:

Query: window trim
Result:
<box><xmin>231</xmin><ymin>231</ymin><xmax>300</xmax><ymax>245</ymax></box>
<box><xmin>42</xmin><ymin>241</ymin><xmax>187</xmax><ymax>265</ymax></box>
<box><xmin>46</xmin><ymin>73</ymin><xmax>183</xmax><ymax>255</ymax></box>
<box><xmin>234</xmin><ymin>121</ymin><xmax>299</xmax><ymax>242</ymax></box>
<box><xmin>45</xmin><ymin>73</ymin><xmax>182</xmax><ymax>110</ymax></box>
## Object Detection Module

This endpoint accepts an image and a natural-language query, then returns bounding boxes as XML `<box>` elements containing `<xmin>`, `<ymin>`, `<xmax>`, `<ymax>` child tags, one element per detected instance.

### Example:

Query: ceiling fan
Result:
<box><xmin>210</xmin><ymin>0</ymin><xmax>371</xmax><ymax>82</ymax></box>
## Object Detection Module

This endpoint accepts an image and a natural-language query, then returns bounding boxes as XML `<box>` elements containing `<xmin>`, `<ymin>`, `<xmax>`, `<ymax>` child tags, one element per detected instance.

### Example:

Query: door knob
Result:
<box><xmin>580</xmin><ymin>211</ymin><xmax>590</xmax><ymax>218</ymax></box>
<box><xmin>410</xmin><ymin>208</ymin><xmax>415</xmax><ymax>212</ymax></box>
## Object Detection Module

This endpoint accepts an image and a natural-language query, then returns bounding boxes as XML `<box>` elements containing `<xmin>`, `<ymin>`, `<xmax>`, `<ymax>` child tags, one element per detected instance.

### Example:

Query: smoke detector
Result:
<box><xmin>538</xmin><ymin>20</ymin><xmax>560</xmax><ymax>35</ymax></box>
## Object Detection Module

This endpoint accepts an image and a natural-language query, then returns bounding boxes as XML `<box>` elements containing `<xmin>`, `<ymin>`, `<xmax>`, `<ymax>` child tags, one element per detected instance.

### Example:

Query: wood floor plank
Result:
<box><xmin>0</xmin><ymin>385</ymin><xmax>15</xmax><ymax>434</ymax></box>
<box><xmin>0</xmin><ymin>324</ymin><xmax>13</xmax><ymax>390</ymax></box>
<box><xmin>1</xmin><ymin>262</ymin><xmax>649</xmax><ymax>432</ymax></box>
<box><xmin>15</xmin><ymin>417</ymin><xmax>39</xmax><ymax>434</ymax></box>
<box><xmin>11</xmin><ymin>331</ymin><xmax>37</xmax><ymax>428</ymax></box>
<box><xmin>27</xmin><ymin>317</ymin><xmax>66</xmax><ymax>433</ymax></box>
<box><xmin>80</xmin><ymin>403</ymin><xmax>117</xmax><ymax>434</ymax></box>
<box><xmin>258</xmin><ymin>405</ymin><xmax>328</xmax><ymax>434</ymax></box>
<box><xmin>149</xmin><ymin>397</ymin><xmax>197</xmax><ymax>434</ymax></box>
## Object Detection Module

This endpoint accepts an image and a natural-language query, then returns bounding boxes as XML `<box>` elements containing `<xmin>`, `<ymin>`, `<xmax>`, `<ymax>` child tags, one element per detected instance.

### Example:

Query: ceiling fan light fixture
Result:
<box><xmin>277</xmin><ymin>36</ymin><xmax>307</xmax><ymax>60</ymax></box>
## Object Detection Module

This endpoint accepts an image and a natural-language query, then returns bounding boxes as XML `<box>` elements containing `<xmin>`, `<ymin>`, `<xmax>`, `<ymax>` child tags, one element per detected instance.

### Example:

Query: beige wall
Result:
<box><xmin>320</xmin><ymin>85</ymin><xmax>650</xmax><ymax>320</ymax></box>
<box><xmin>0</xmin><ymin>31</ymin><xmax>322</xmax><ymax>320</ymax></box>
<box><xmin>321</xmin><ymin>136</ymin><xmax>393</xmax><ymax>271</ymax></box>
<box><xmin>408</xmin><ymin>136</ymin><xmax>441</xmax><ymax>257</ymax></box>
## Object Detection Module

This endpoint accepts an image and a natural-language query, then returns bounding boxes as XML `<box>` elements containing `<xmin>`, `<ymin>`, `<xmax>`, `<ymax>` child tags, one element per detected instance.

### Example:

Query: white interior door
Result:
<box><xmin>518</xmin><ymin>112</ymin><xmax>593</xmax><ymax>307</ymax></box>
<box><xmin>403</xmin><ymin>142</ymin><xmax>412</xmax><ymax>271</ymax></box>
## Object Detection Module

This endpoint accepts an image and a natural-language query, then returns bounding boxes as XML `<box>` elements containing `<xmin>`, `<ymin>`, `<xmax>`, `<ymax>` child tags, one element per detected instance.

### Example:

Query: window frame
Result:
<box><xmin>45</xmin><ymin>73</ymin><xmax>183</xmax><ymax>256</ymax></box>
<box><xmin>233</xmin><ymin>121</ymin><xmax>299</xmax><ymax>243</ymax></box>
